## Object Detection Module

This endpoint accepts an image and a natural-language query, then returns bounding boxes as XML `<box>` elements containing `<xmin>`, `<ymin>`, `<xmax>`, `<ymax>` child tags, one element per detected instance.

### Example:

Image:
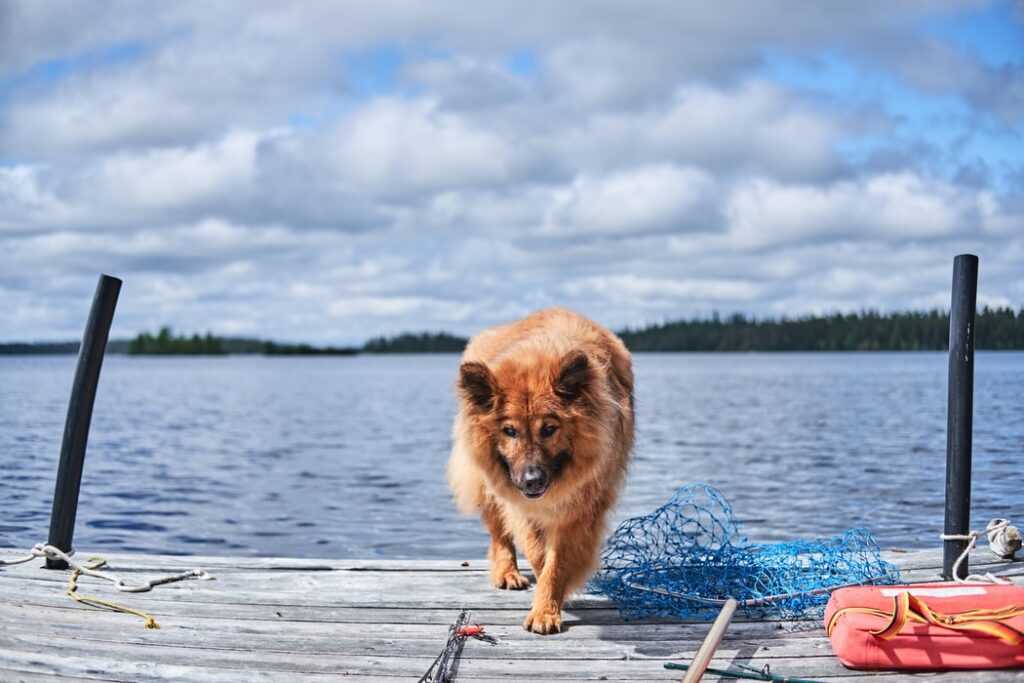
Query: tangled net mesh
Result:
<box><xmin>589</xmin><ymin>484</ymin><xmax>901</xmax><ymax>620</ymax></box>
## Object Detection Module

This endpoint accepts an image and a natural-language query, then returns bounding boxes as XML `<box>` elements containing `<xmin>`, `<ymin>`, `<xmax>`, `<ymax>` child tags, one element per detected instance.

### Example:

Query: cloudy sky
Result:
<box><xmin>2</xmin><ymin>1</ymin><xmax>1022</xmax><ymax>344</ymax></box>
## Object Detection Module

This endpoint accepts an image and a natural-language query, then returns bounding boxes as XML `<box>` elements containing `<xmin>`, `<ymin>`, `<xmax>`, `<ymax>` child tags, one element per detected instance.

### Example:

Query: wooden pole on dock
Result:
<box><xmin>45</xmin><ymin>274</ymin><xmax>122</xmax><ymax>569</ymax></box>
<box><xmin>942</xmin><ymin>254</ymin><xmax>977</xmax><ymax>580</ymax></box>
<box><xmin>681</xmin><ymin>598</ymin><xmax>737</xmax><ymax>683</ymax></box>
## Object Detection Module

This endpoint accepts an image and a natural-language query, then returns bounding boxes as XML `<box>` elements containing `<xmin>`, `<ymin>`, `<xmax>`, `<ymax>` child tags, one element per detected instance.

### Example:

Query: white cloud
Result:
<box><xmin>402</xmin><ymin>55</ymin><xmax>532</xmax><ymax>109</ymax></box>
<box><xmin>315</xmin><ymin>98</ymin><xmax>521</xmax><ymax>198</ymax></box>
<box><xmin>545</xmin><ymin>37</ymin><xmax>685</xmax><ymax>107</ymax></box>
<box><xmin>564</xmin><ymin>274</ymin><xmax>763</xmax><ymax>303</ymax></box>
<box><xmin>555</xmin><ymin>81</ymin><xmax>842</xmax><ymax>181</ymax></box>
<box><xmin>725</xmin><ymin>172</ymin><xmax>987</xmax><ymax>250</ymax></box>
<box><xmin>1</xmin><ymin>0</ymin><xmax>1022</xmax><ymax>342</ymax></box>
<box><xmin>86</xmin><ymin>132</ymin><xmax>259</xmax><ymax>217</ymax></box>
<box><xmin>0</xmin><ymin>132</ymin><xmax>263</xmax><ymax>232</ymax></box>
<box><xmin>543</xmin><ymin>165</ymin><xmax>718</xmax><ymax>236</ymax></box>
<box><xmin>0</xmin><ymin>165</ymin><xmax>67</xmax><ymax>232</ymax></box>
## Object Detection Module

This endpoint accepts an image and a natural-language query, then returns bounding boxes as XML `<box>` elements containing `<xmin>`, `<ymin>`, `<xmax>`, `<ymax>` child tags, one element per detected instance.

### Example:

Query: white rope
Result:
<box><xmin>0</xmin><ymin>543</ymin><xmax>213</xmax><ymax>592</ymax></box>
<box><xmin>940</xmin><ymin>518</ymin><xmax>1019</xmax><ymax>585</ymax></box>
<box><xmin>986</xmin><ymin>518</ymin><xmax>1022</xmax><ymax>559</ymax></box>
<box><xmin>0</xmin><ymin>548</ymin><xmax>40</xmax><ymax>567</ymax></box>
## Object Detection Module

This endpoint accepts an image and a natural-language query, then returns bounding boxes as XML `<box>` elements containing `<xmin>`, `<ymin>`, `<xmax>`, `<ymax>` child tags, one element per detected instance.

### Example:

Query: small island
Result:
<box><xmin>125</xmin><ymin>327</ymin><xmax>362</xmax><ymax>355</ymax></box>
<box><xmin>263</xmin><ymin>341</ymin><xmax>358</xmax><ymax>356</ymax></box>
<box><xmin>120</xmin><ymin>327</ymin><xmax>460</xmax><ymax>355</ymax></box>
<box><xmin>363</xmin><ymin>332</ymin><xmax>468</xmax><ymax>353</ymax></box>
<box><xmin>127</xmin><ymin>328</ymin><xmax>225</xmax><ymax>355</ymax></box>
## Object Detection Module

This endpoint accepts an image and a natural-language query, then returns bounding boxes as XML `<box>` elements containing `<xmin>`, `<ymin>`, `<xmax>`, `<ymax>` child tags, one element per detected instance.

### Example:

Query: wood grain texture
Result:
<box><xmin>1</xmin><ymin>548</ymin><xmax>1021</xmax><ymax>681</ymax></box>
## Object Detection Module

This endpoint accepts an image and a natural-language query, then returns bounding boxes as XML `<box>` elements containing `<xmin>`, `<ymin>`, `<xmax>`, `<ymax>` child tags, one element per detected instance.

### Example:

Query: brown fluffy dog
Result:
<box><xmin>448</xmin><ymin>307</ymin><xmax>634</xmax><ymax>634</ymax></box>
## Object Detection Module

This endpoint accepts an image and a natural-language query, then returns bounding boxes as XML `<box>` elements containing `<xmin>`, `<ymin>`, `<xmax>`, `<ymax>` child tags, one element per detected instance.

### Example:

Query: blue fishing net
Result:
<box><xmin>589</xmin><ymin>484</ymin><xmax>901</xmax><ymax>620</ymax></box>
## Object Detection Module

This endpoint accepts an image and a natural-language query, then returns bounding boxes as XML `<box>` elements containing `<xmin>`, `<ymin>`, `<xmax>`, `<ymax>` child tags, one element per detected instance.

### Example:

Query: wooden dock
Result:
<box><xmin>1</xmin><ymin>547</ymin><xmax>1021</xmax><ymax>682</ymax></box>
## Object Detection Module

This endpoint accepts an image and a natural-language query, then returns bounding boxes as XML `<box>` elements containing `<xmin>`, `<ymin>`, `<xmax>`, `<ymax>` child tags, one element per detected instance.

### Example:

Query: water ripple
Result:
<box><xmin>0</xmin><ymin>353</ymin><xmax>1021</xmax><ymax>559</ymax></box>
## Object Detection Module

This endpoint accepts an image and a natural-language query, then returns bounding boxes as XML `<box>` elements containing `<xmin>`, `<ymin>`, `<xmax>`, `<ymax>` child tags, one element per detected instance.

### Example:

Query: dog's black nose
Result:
<box><xmin>520</xmin><ymin>467</ymin><xmax>548</xmax><ymax>497</ymax></box>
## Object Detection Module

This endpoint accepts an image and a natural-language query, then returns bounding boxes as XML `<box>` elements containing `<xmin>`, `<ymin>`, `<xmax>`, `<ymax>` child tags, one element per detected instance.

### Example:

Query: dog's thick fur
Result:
<box><xmin>448</xmin><ymin>307</ymin><xmax>634</xmax><ymax>634</ymax></box>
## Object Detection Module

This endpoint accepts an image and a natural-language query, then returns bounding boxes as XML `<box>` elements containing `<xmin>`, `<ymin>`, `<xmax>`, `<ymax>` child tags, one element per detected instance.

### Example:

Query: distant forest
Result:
<box><xmin>363</xmin><ymin>332</ymin><xmax>467</xmax><ymax>353</ymax></box>
<box><xmin>617</xmin><ymin>307</ymin><xmax>1024</xmax><ymax>352</ymax></box>
<box><xmin>128</xmin><ymin>328</ymin><xmax>226</xmax><ymax>355</ymax></box>
<box><xmin>123</xmin><ymin>328</ymin><xmax>453</xmax><ymax>355</ymax></box>
<box><xmin>126</xmin><ymin>327</ymin><xmax>360</xmax><ymax>355</ymax></box>
<box><xmin>3</xmin><ymin>307</ymin><xmax>1023</xmax><ymax>355</ymax></box>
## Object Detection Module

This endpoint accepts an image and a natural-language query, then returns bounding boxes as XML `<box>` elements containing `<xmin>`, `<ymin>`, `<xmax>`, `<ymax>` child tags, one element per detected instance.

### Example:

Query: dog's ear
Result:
<box><xmin>459</xmin><ymin>361</ymin><xmax>497</xmax><ymax>412</ymax></box>
<box><xmin>555</xmin><ymin>350</ymin><xmax>591</xmax><ymax>403</ymax></box>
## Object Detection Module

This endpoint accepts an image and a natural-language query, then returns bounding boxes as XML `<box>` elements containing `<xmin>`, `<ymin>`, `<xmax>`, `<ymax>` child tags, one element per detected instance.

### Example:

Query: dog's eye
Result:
<box><xmin>540</xmin><ymin>424</ymin><xmax>558</xmax><ymax>438</ymax></box>
<box><xmin>502</xmin><ymin>426</ymin><xmax>517</xmax><ymax>438</ymax></box>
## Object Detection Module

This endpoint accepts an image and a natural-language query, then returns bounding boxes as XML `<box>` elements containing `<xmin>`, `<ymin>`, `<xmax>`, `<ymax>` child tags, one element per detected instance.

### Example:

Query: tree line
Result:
<box><xmin>4</xmin><ymin>308</ymin><xmax>1023</xmax><ymax>355</ymax></box>
<box><xmin>127</xmin><ymin>327</ymin><xmax>226</xmax><ymax>355</ymax></box>
<box><xmin>123</xmin><ymin>327</ymin><xmax>457</xmax><ymax>355</ymax></box>
<box><xmin>362</xmin><ymin>332</ymin><xmax>467</xmax><ymax>353</ymax></box>
<box><xmin>122</xmin><ymin>308</ymin><xmax>1024</xmax><ymax>354</ymax></box>
<box><xmin>617</xmin><ymin>307</ymin><xmax>1024</xmax><ymax>352</ymax></box>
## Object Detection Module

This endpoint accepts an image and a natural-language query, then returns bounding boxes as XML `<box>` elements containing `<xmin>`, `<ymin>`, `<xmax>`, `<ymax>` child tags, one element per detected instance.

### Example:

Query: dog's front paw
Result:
<box><xmin>523</xmin><ymin>604</ymin><xmax>563</xmax><ymax>634</ymax></box>
<box><xmin>493</xmin><ymin>569</ymin><xmax>530</xmax><ymax>590</ymax></box>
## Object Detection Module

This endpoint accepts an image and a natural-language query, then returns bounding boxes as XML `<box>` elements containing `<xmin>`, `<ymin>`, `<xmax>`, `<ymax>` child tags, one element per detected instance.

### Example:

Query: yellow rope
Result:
<box><xmin>66</xmin><ymin>556</ymin><xmax>161</xmax><ymax>629</ymax></box>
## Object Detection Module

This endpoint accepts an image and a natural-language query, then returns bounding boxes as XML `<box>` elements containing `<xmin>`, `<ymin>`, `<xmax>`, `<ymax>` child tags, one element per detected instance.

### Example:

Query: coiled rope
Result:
<box><xmin>940</xmin><ymin>518</ymin><xmax>1021</xmax><ymax>585</ymax></box>
<box><xmin>1</xmin><ymin>543</ymin><xmax>214</xmax><ymax>628</ymax></box>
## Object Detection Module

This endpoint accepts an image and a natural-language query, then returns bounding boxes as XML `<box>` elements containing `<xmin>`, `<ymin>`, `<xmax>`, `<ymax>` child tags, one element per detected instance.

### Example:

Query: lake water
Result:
<box><xmin>1</xmin><ymin>353</ymin><xmax>1021</xmax><ymax>560</ymax></box>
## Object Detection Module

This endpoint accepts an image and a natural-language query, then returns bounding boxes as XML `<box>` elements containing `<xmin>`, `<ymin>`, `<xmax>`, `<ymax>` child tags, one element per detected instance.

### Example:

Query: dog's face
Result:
<box><xmin>458</xmin><ymin>351</ymin><xmax>591</xmax><ymax>500</ymax></box>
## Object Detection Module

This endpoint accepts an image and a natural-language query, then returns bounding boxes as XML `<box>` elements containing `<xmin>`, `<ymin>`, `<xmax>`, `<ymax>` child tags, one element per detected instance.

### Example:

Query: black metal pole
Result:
<box><xmin>942</xmin><ymin>254</ymin><xmax>978</xmax><ymax>580</ymax></box>
<box><xmin>45</xmin><ymin>274</ymin><xmax>122</xmax><ymax>569</ymax></box>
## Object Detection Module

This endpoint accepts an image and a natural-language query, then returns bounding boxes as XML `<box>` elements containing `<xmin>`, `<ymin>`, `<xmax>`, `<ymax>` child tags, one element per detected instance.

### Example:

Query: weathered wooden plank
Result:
<box><xmin>0</xmin><ymin>613</ymin><xmax>917</xmax><ymax>678</ymax></box>
<box><xmin>0</xmin><ymin>577</ymin><xmax>501</xmax><ymax>599</ymax></box>
<box><xmin>0</xmin><ymin>601</ymin><xmax>829</xmax><ymax>645</ymax></box>
<box><xmin>13</xmin><ymin>637</ymin><xmax>1012</xmax><ymax>682</ymax></box>
<box><xmin>0</xmin><ymin>546</ymin><xmax>1008</xmax><ymax>578</ymax></box>
<box><xmin>27</xmin><ymin>571</ymin><xmax>1021</xmax><ymax>612</ymax></box>
<box><xmin>0</xmin><ymin>584</ymin><xmax>614</xmax><ymax>611</ymax></box>
<box><xmin>5</xmin><ymin>578</ymin><xmax>1020</xmax><ymax>618</ymax></box>
<box><xmin>2</xmin><ymin>549</ymin><xmax>1023</xmax><ymax>682</ymax></box>
<box><xmin>5</xmin><ymin>550</ymin><xmax>1017</xmax><ymax>612</ymax></box>
<box><xmin>0</xmin><ymin>632</ymin><xmax>912</xmax><ymax>680</ymax></box>
<box><xmin>3</xmin><ymin>566</ymin><xmax>510</xmax><ymax>588</ymax></box>
<box><xmin>0</xmin><ymin>601</ymin><xmax>796</xmax><ymax>631</ymax></box>
<box><xmin>883</xmin><ymin>547</ymin><xmax>1022</xmax><ymax>573</ymax></box>
<box><xmin>0</xmin><ymin>648</ymin><xmax>343</xmax><ymax>682</ymax></box>
<box><xmin>8</xmin><ymin>573</ymin><xmax>1020</xmax><ymax>613</ymax></box>
<box><xmin>0</xmin><ymin>615</ymin><xmax>841</xmax><ymax>661</ymax></box>
<box><xmin>901</xmin><ymin>566</ymin><xmax>1024</xmax><ymax>583</ymax></box>
<box><xmin>0</xmin><ymin>670</ymin><xmax>112</xmax><ymax>683</ymax></box>
<box><xmin>0</xmin><ymin>552</ymin><xmax>489</xmax><ymax>572</ymax></box>
<box><xmin>5</xmin><ymin>548</ymin><xmax>1016</xmax><ymax>585</ymax></box>
<box><xmin>0</xmin><ymin>546</ymin><xmax>993</xmax><ymax>573</ymax></box>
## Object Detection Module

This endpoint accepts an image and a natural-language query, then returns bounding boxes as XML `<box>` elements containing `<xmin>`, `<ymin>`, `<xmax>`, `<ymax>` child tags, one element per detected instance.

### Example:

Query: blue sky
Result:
<box><xmin>1</xmin><ymin>1</ymin><xmax>1022</xmax><ymax>343</ymax></box>
<box><xmin>763</xmin><ymin>50</ymin><xmax>1020</xmax><ymax>188</ymax></box>
<box><xmin>927</xmin><ymin>1</ymin><xmax>1024</xmax><ymax>66</ymax></box>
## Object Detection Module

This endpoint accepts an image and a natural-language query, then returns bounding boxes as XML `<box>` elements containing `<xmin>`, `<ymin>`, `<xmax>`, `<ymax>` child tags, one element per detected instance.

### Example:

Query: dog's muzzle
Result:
<box><xmin>518</xmin><ymin>466</ymin><xmax>548</xmax><ymax>499</ymax></box>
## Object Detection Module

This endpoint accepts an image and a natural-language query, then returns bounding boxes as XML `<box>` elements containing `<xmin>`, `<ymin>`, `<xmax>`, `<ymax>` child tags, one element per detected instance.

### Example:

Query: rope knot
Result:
<box><xmin>987</xmin><ymin>519</ymin><xmax>1021</xmax><ymax>560</ymax></box>
<box><xmin>940</xmin><ymin>517</ymin><xmax>1018</xmax><ymax>584</ymax></box>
